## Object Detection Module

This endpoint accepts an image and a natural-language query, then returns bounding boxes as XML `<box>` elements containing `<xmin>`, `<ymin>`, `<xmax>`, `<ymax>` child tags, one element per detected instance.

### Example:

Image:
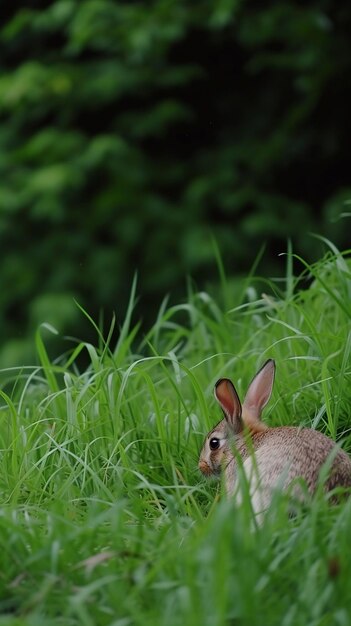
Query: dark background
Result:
<box><xmin>0</xmin><ymin>0</ymin><xmax>350</xmax><ymax>365</ymax></box>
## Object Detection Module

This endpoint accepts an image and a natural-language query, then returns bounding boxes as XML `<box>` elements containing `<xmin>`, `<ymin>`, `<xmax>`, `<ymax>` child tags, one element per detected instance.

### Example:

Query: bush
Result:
<box><xmin>0</xmin><ymin>1</ymin><xmax>351</xmax><ymax>363</ymax></box>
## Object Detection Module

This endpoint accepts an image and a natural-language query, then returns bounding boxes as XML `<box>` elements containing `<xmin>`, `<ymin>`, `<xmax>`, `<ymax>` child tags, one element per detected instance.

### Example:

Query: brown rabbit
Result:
<box><xmin>199</xmin><ymin>359</ymin><xmax>351</xmax><ymax>518</ymax></box>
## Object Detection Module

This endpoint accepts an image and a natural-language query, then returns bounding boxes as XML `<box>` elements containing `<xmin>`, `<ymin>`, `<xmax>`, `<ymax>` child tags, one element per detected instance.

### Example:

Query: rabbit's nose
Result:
<box><xmin>198</xmin><ymin>459</ymin><xmax>212</xmax><ymax>476</ymax></box>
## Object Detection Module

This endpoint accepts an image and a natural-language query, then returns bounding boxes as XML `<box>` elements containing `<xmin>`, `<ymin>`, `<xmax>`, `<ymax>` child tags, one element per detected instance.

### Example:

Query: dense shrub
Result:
<box><xmin>0</xmin><ymin>1</ymin><xmax>350</xmax><ymax>363</ymax></box>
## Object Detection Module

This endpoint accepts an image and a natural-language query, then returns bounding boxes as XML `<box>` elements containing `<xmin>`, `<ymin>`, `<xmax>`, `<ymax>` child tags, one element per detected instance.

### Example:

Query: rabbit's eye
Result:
<box><xmin>209</xmin><ymin>437</ymin><xmax>220</xmax><ymax>450</ymax></box>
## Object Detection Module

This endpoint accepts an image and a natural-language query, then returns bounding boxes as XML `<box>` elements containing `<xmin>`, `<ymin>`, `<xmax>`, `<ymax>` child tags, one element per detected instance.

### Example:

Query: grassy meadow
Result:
<box><xmin>1</xmin><ymin>241</ymin><xmax>351</xmax><ymax>626</ymax></box>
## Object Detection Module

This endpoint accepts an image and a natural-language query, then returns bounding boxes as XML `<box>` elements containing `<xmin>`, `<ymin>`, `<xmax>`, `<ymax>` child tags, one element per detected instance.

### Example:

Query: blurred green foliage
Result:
<box><xmin>0</xmin><ymin>1</ymin><xmax>351</xmax><ymax>364</ymax></box>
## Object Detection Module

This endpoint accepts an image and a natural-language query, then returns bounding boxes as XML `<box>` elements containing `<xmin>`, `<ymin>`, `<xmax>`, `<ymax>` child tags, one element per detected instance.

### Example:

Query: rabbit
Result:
<box><xmin>198</xmin><ymin>359</ymin><xmax>351</xmax><ymax>518</ymax></box>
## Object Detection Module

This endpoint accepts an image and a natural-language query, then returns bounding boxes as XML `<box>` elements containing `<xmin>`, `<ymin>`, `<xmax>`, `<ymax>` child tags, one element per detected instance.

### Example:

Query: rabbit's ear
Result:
<box><xmin>214</xmin><ymin>378</ymin><xmax>243</xmax><ymax>433</ymax></box>
<box><xmin>243</xmin><ymin>359</ymin><xmax>275</xmax><ymax>423</ymax></box>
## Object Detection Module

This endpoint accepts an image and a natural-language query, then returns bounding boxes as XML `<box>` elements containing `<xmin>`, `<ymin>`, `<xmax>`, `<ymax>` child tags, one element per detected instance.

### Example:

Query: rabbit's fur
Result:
<box><xmin>199</xmin><ymin>360</ymin><xmax>351</xmax><ymax>516</ymax></box>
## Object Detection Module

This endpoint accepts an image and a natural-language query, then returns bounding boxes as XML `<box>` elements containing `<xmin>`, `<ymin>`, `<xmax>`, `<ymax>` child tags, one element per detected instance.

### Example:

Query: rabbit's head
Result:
<box><xmin>198</xmin><ymin>359</ymin><xmax>275</xmax><ymax>477</ymax></box>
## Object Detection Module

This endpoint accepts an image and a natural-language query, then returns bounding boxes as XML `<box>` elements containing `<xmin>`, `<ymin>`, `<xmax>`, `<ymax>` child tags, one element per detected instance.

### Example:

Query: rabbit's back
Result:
<box><xmin>225</xmin><ymin>427</ymin><xmax>351</xmax><ymax>505</ymax></box>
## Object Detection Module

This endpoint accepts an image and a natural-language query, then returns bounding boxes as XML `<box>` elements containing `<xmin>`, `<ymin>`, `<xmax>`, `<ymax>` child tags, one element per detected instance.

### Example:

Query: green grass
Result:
<box><xmin>1</xmin><ymin>241</ymin><xmax>351</xmax><ymax>626</ymax></box>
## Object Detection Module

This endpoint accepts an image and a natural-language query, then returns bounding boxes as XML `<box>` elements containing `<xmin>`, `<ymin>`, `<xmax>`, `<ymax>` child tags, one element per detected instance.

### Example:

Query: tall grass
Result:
<box><xmin>0</xmin><ymin>241</ymin><xmax>351</xmax><ymax>625</ymax></box>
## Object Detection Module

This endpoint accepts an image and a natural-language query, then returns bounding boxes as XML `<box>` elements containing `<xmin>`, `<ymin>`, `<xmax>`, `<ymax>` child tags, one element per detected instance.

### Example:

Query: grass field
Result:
<box><xmin>1</xmin><ymin>240</ymin><xmax>351</xmax><ymax>626</ymax></box>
